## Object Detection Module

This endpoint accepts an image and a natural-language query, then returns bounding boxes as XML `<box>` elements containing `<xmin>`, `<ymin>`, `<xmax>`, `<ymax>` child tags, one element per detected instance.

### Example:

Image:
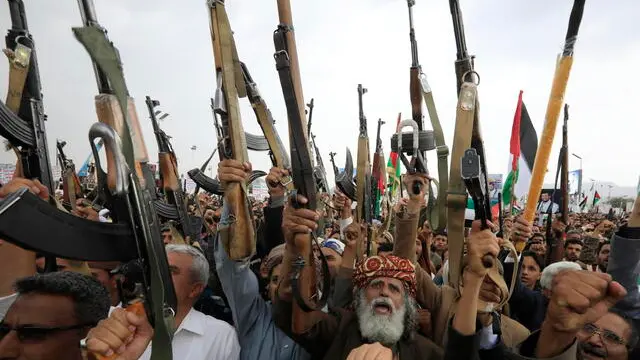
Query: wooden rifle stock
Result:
<box><xmin>410</xmin><ymin>67</ymin><xmax>423</xmax><ymax>127</ymax></box>
<box><xmin>158</xmin><ymin>153</ymin><xmax>179</xmax><ymax>193</ymax></box>
<box><xmin>209</xmin><ymin>1</ymin><xmax>255</xmax><ymax>260</ymax></box>
<box><xmin>274</xmin><ymin>0</ymin><xmax>327</xmax><ymax>335</ymax></box>
<box><xmin>354</xmin><ymin>84</ymin><xmax>371</xmax><ymax>260</ymax></box>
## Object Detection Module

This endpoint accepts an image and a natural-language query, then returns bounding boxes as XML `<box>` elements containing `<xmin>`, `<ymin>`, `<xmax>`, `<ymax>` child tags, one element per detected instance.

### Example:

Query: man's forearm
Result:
<box><xmin>535</xmin><ymin>320</ymin><xmax>577</xmax><ymax>358</ymax></box>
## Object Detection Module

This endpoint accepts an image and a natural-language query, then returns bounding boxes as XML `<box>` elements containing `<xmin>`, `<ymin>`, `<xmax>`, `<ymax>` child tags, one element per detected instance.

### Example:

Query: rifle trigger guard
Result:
<box><xmin>461</xmin><ymin>70</ymin><xmax>480</xmax><ymax>86</ymax></box>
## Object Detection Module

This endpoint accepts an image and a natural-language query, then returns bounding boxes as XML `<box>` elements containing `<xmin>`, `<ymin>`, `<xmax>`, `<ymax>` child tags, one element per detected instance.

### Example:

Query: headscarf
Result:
<box><xmin>321</xmin><ymin>239</ymin><xmax>345</xmax><ymax>256</ymax></box>
<box><xmin>353</xmin><ymin>255</ymin><xmax>416</xmax><ymax>298</ymax></box>
<box><xmin>263</xmin><ymin>244</ymin><xmax>286</xmax><ymax>277</ymax></box>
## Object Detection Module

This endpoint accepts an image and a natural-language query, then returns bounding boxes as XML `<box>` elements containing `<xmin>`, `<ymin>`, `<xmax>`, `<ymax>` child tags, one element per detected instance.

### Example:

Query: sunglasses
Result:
<box><xmin>0</xmin><ymin>322</ymin><xmax>94</xmax><ymax>342</ymax></box>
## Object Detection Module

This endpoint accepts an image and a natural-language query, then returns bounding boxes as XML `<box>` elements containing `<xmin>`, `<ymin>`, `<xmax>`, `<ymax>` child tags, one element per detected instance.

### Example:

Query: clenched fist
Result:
<box><xmin>282</xmin><ymin>194</ymin><xmax>319</xmax><ymax>248</ymax></box>
<box><xmin>545</xmin><ymin>270</ymin><xmax>626</xmax><ymax>333</ymax></box>
<box><xmin>217</xmin><ymin>159</ymin><xmax>251</xmax><ymax>184</ymax></box>
<box><xmin>466</xmin><ymin>220</ymin><xmax>500</xmax><ymax>279</ymax></box>
<box><xmin>265</xmin><ymin>167</ymin><xmax>289</xmax><ymax>198</ymax></box>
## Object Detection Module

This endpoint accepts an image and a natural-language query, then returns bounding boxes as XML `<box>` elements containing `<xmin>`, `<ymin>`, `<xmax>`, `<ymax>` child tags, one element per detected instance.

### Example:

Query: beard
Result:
<box><xmin>356</xmin><ymin>291</ymin><xmax>415</xmax><ymax>347</ymax></box>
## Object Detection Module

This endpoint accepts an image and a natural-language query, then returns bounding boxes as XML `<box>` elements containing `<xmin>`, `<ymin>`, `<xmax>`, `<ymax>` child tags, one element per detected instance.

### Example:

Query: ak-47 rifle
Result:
<box><xmin>188</xmin><ymin>98</ymin><xmax>224</xmax><ymax>196</ymax></box>
<box><xmin>306</xmin><ymin>98</ymin><xmax>314</xmax><ymax>140</ymax></box>
<box><xmin>208</xmin><ymin>0</ymin><xmax>255</xmax><ymax>260</ymax></box>
<box><xmin>407</xmin><ymin>0</ymin><xmax>448</xmax><ymax>232</ymax></box>
<box><xmin>0</xmin><ymin>0</ymin><xmax>54</xmax><ymax>194</ymax></box>
<box><xmin>273</xmin><ymin>0</ymin><xmax>330</xmax><ymax>335</ymax></box>
<box><xmin>0</xmin><ymin>0</ymin><xmax>56</xmax><ymax>272</ymax></box>
<box><xmin>310</xmin><ymin>134</ymin><xmax>329</xmax><ymax>194</ymax></box>
<box><xmin>354</xmin><ymin>84</ymin><xmax>372</xmax><ymax>259</ymax></box>
<box><xmin>147</xmin><ymin>96</ymin><xmax>198</xmax><ymax>243</ymax></box>
<box><xmin>371</xmin><ymin>118</ymin><xmax>386</xmax><ymax>219</ymax></box>
<box><xmin>241</xmin><ymin>61</ymin><xmax>291</xmax><ymax>177</ymax></box>
<box><xmin>0</xmin><ymin>1</ymin><xmax>177</xmax><ymax>359</ymax></box>
<box><xmin>560</xmin><ymin>104</ymin><xmax>569</xmax><ymax>223</ymax></box>
<box><xmin>329</xmin><ymin>151</ymin><xmax>338</xmax><ymax>179</ymax></box>
<box><xmin>56</xmin><ymin>140</ymin><xmax>83</xmax><ymax>210</ymax></box>
<box><xmin>446</xmin><ymin>0</ymin><xmax>515</xmax><ymax>298</ymax></box>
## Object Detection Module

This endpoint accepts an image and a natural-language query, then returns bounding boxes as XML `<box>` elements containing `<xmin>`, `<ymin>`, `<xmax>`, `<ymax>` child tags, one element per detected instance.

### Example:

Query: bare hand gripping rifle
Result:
<box><xmin>147</xmin><ymin>96</ymin><xmax>199</xmax><ymax>243</ymax></box>
<box><xmin>273</xmin><ymin>0</ymin><xmax>330</xmax><ymax>334</ymax></box>
<box><xmin>0</xmin><ymin>1</ymin><xmax>177</xmax><ymax>359</ymax></box>
<box><xmin>208</xmin><ymin>0</ymin><xmax>255</xmax><ymax>260</ymax></box>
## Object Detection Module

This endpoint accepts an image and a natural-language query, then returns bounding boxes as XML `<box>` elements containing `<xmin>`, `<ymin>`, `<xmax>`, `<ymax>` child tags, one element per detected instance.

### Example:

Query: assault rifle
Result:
<box><xmin>329</xmin><ymin>151</ymin><xmax>338</xmax><ymax>179</ymax></box>
<box><xmin>354</xmin><ymin>84</ymin><xmax>372</xmax><ymax>259</ymax></box>
<box><xmin>147</xmin><ymin>96</ymin><xmax>198</xmax><ymax>243</ymax></box>
<box><xmin>56</xmin><ymin>140</ymin><xmax>84</xmax><ymax>211</ymax></box>
<box><xmin>188</xmin><ymin>98</ymin><xmax>225</xmax><ymax>196</ymax></box>
<box><xmin>0</xmin><ymin>1</ymin><xmax>178</xmax><ymax>359</ymax></box>
<box><xmin>371</xmin><ymin>118</ymin><xmax>386</xmax><ymax>219</ymax></box>
<box><xmin>310</xmin><ymin>134</ymin><xmax>329</xmax><ymax>194</ymax></box>
<box><xmin>273</xmin><ymin>0</ymin><xmax>330</xmax><ymax>335</ymax></box>
<box><xmin>560</xmin><ymin>104</ymin><xmax>569</xmax><ymax>224</ymax></box>
<box><xmin>447</xmin><ymin>0</ymin><xmax>505</xmax><ymax>295</ymax></box>
<box><xmin>0</xmin><ymin>0</ymin><xmax>54</xmax><ymax>195</ymax></box>
<box><xmin>0</xmin><ymin>0</ymin><xmax>56</xmax><ymax>272</ymax></box>
<box><xmin>241</xmin><ymin>61</ymin><xmax>291</xmax><ymax>177</ymax></box>
<box><xmin>208</xmin><ymin>0</ymin><xmax>255</xmax><ymax>260</ymax></box>
<box><xmin>407</xmin><ymin>0</ymin><xmax>448</xmax><ymax>231</ymax></box>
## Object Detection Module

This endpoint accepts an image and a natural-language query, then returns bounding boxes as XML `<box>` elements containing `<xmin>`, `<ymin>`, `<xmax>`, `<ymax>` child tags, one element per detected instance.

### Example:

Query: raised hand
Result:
<box><xmin>266</xmin><ymin>166</ymin><xmax>289</xmax><ymax>198</ymax></box>
<box><xmin>0</xmin><ymin>177</ymin><xmax>49</xmax><ymax>201</ymax></box>
<box><xmin>346</xmin><ymin>342</ymin><xmax>393</xmax><ymax>360</ymax></box>
<box><xmin>85</xmin><ymin>307</ymin><xmax>153</xmax><ymax>360</ymax></box>
<box><xmin>282</xmin><ymin>194</ymin><xmax>319</xmax><ymax>248</ymax></box>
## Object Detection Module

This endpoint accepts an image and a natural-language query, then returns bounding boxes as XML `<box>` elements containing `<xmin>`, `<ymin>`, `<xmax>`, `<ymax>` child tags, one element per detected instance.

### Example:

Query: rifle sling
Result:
<box><xmin>0</xmin><ymin>188</ymin><xmax>138</xmax><ymax>261</ymax></box>
<box><xmin>4</xmin><ymin>44</ymin><xmax>31</xmax><ymax>114</ymax></box>
<box><xmin>421</xmin><ymin>80</ymin><xmax>449</xmax><ymax>233</ymax></box>
<box><xmin>446</xmin><ymin>81</ymin><xmax>477</xmax><ymax>291</ymax></box>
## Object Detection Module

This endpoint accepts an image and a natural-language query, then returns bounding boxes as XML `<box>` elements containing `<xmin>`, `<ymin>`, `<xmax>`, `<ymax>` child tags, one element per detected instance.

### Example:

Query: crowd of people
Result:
<box><xmin>0</xmin><ymin>161</ymin><xmax>638</xmax><ymax>360</ymax></box>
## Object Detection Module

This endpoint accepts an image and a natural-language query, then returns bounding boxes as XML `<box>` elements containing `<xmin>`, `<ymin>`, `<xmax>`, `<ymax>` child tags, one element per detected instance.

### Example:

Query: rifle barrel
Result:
<box><xmin>408</xmin><ymin>1</ymin><xmax>419</xmax><ymax>67</ymax></box>
<box><xmin>8</xmin><ymin>0</ymin><xmax>28</xmax><ymax>30</ymax></box>
<box><xmin>449</xmin><ymin>0</ymin><xmax>468</xmax><ymax>61</ymax></box>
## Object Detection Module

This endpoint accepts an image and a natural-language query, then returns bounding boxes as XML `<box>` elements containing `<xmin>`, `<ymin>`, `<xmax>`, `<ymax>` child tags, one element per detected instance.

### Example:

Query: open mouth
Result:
<box><xmin>373</xmin><ymin>302</ymin><xmax>393</xmax><ymax>315</ymax></box>
<box><xmin>580</xmin><ymin>345</ymin><xmax>607</xmax><ymax>359</ymax></box>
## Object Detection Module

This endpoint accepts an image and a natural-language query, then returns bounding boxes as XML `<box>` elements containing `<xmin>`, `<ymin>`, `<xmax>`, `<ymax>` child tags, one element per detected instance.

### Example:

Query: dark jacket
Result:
<box><xmin>503</xmin><ymin>261</ymin><xmax>548</xmax><ymax>332</ymax></box>
<box><xmin>273</xmin><ymin>298</ymin><xmax>443</xmax><ymax>360</ymax></box>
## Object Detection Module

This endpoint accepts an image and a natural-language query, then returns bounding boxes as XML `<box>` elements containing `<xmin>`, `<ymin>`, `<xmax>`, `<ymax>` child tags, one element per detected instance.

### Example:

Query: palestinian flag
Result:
<box><xmin>579</xmin><ymin>195</ymin><xmax>588</xmax><ymax>209</ymax></box>
<box><xmin>386</xmin><ymin>113</ymin><xmax>402</xmax><ymax>199</ymax></box>
<box><xmin>592</xmin><ymin>191</ymin><xmax>601</xmax><ymax>206</ymax></box>
<box><xmin>503</xmin><ymin>91</ymin><xmax>538</xmax><ymax>209</ymax></box>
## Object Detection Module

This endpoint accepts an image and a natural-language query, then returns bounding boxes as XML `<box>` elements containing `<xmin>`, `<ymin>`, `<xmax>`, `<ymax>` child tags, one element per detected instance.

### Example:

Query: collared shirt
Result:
<box><xmin>0</xmin><ymin>293</ymin><xmax>17</xmax><ymax>321</ymax></box>
<box><xmin>139</xmin><ymin>308</ymin><xmax>240</xmax><ymax>360</ymax></box>
<box><xmin>215</xmin><ymin>202</ymin><xmax>310</xmax><ymax>360</ymax></box>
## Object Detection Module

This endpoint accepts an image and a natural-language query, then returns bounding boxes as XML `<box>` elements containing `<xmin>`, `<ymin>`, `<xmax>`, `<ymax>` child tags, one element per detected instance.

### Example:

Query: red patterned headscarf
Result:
<box><xmin>353</xmin><ymin>255</ymin><xmax>416</xmax><ymax>298</ymax></box>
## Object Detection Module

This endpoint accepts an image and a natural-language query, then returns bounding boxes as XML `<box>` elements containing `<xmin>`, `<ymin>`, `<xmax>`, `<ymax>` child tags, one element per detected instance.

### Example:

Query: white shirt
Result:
<box><xmin>0</xmin><ymin>293</ymin><xmax>17</xmax><ymax>321</ymax></box>
<box><xmin>139</xmin><ymin>308</ymin><xmax>240</xmax><ymax>360</ymax></box>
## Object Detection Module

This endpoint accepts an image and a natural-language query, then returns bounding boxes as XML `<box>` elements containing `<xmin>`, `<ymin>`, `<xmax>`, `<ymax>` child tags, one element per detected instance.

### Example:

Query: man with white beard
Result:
<box><xmin>272</xmin><ymin>196</ymin><xmax>443</xmax><ymax>360</ymax></box>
